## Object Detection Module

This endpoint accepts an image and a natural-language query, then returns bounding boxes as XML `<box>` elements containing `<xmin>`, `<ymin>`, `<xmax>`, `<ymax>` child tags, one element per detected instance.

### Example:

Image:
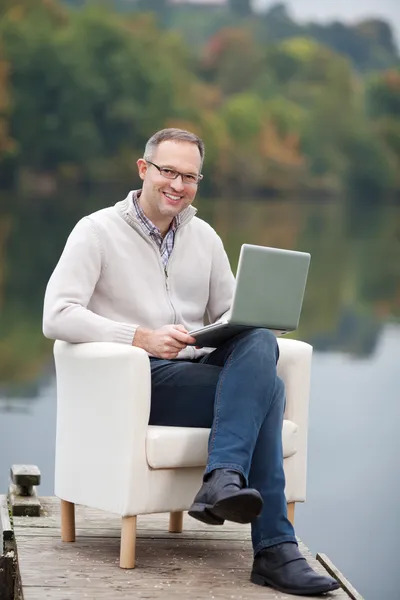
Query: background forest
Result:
<box><xmin>0</xmin><ymin>0</ymin><xmax>399</xmax><ymax>199</ymax></box>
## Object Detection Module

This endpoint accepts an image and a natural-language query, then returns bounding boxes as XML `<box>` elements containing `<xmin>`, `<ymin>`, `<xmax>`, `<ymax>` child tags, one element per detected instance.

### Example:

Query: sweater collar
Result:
<box><xmin>115</xmin><ymin>190</ymin><xmax>197</xmax><ymax>231</ymax></box>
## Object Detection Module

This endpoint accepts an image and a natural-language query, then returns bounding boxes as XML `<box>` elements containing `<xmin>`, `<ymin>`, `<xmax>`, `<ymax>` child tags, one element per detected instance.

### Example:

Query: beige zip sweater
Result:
<box><xmin>43</xmin><ymin>191</ymin><xmax>235</xmax><ymax>360</ymax></box>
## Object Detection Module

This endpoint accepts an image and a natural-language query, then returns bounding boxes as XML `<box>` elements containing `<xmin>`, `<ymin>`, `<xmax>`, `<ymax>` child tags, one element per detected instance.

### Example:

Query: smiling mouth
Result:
<box><xmin>162</xmin><ymin>191</ymin><xmax>183</xmax><ymax>203</ymax></box>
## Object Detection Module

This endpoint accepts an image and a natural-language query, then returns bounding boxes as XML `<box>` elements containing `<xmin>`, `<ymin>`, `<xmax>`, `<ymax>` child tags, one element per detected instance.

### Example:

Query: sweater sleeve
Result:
<box><xmin>42</xmin><ymin>217</ymin><xmax>138</xmax><ymax>344</ymax></box>
<box><xmin>206</xmin><ymin>232</ymin><xmax>235</xmax><ymax>324</ymax></box>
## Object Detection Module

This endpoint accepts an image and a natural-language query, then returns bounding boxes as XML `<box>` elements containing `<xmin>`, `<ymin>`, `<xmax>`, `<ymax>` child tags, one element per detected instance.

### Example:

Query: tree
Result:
<box><xmin>259</xmin><ymin>3</ymin><xmax>299</xmax><ymax>42</ymax></box>
<box><xmin>307</xmin><ymin>18</ymin><xmax>399</xmax><ymax>71</ymax></box>
<box><xmin>356</xmin><ymin>19</ymin><xmax>399</xmax><ymax>65</ymax></box>
<box><xmin>1</xmin><ymin>5</ymin><xmax>199</xmax><ymax>179</ymax></box>
<box><xmin>136</xmin><ymin>0</ymin><xmax>168</xmax><ymax>22</ymax></box>
<box><xmin>0</xmin><ymin>0</ymin><xmax>398</xmax><ymax>196</ymax></box>
<box><xmin>202</xmin><ymin>28</ymin><xmax>263</xmax><ymax>95</ymax></box>
<box><xmin>228</xmin><ymin>0</ymin><xmax>252</xmax><ymax>19</ymax></box>
<box><xmin>342</xmin><ymin>130</ymin><xmax>396</xmax><ymax>199</ymax></box>
<box><xmin>0</xmin><ymin>48</ymin><xmax>14</xmax><ymax>176</ymax></box>
<box><xmin>367</xmin><ymin>69</ymin><xmax>400</xmax><ymax>118</ymax></box>
<box><xmin>0</xmin><ymin>0</ymin><xmax>66</xmax><ymax>22</ymax></box>
<box><xmin>366</xmin><ymin>69</ymin><xmax>400</xmax><ymax>188</ymax></box>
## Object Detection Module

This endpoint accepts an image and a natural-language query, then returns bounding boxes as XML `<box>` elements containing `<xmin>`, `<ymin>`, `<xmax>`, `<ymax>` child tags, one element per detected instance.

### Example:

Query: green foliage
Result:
<box><xmin>0</xmin><ymin>0</ymin><xmax>399</xmax><ymax>199</ymax></box>
<box><xmin>343</xmin><ymin>130</ymin><xmax>396</xmax><ymax>199</ymax></box>
<box><xmin>264</xmin><ymin>97</ymin><xmax>305</xmax><ymax>136</ymax></box>
<box><xmin>366</xmin><ymin>69</ymin><xmax>400</xmax><ymax>117</ymax></box>
<box><xmin>201</xmin><ymin>28</ymin><xmax>263</xmax><ymax>95</ymax></box>
<box><xmin>220</xmin><ymin>93</ymin><xmax>264</xmax><ymax>142</ymax></box>
<box><xmin>1</xmin><ymin>4</ymin><xmax>198</xmax><ymax>179</ymax></box>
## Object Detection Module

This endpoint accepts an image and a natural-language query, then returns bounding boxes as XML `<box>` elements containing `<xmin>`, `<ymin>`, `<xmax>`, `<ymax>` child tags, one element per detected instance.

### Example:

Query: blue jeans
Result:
<box><xmin>149</xmin><ymin>328</ymin><xmax>297</xmax><ymax>555</ymax></box>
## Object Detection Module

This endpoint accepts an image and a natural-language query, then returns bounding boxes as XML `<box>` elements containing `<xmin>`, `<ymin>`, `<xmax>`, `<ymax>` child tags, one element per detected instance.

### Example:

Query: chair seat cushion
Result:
<box><xmin>146</xmin><ymin>420</ymin><xmax>299</xmax><ymax>470</ymax></box>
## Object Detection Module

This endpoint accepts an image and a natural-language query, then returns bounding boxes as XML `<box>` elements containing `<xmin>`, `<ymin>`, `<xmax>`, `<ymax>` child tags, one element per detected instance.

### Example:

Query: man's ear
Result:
<box><xmin>137</xmin><ymin>158</ymin><xmax>147</xmax><ymax>181</ymax></box>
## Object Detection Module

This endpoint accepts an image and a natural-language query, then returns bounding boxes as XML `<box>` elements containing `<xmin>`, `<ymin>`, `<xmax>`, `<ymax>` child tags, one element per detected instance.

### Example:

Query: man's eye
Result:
<box><xmin>162</xmin><ymin>169</ymin><xmax>175</xmax><ymax>176</ymax></box>
<box><xmin>185</xmin><ymin>175</ymin><xmax>197</xmax><ymax>182</ymax></box>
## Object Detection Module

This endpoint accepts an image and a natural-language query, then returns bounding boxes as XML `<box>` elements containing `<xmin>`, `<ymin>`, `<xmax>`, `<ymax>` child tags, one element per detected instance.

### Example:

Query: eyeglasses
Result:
<box><xmin>146</xmin><ymin>160</ymin><xmax>203</xmax><ymax>185</ymax></box>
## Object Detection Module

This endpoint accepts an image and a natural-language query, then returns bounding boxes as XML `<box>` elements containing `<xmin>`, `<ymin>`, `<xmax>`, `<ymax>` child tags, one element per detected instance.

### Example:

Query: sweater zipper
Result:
<box><xmin>124</xmin><ymin>216</ymin><xmax>182</xmax><ymax>324</ymax></box>
<box><xmin>163</xmin><ymin>263</ymin><xmax>176</xmax><ymax>323</ymax></box>
<box><xmin>144</xmin><ymin>235</ymin><xmax>176</xmax><ymax>324</ymax></box>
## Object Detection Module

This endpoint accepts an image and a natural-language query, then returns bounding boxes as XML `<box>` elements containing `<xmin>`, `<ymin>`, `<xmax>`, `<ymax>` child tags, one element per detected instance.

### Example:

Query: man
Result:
<box><xmin>43</xmin><ymin>128</ymin><xmax>339</xmax><ymax>596</ymax></box>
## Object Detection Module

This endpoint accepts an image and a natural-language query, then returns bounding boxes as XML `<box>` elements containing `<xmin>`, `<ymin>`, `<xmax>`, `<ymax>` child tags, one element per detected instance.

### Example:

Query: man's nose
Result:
<box><xmin>170</xmin><ymin>175</ymin><xmax>185</xmax><ymax>192</ymax></box>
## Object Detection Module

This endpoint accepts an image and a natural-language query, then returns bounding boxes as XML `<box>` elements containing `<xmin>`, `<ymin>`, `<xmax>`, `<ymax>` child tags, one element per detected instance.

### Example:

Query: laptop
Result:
<box><xmin>189</xmin><ymin>244</ymin><xmax>311</xmax><ymax>348</ymax></box>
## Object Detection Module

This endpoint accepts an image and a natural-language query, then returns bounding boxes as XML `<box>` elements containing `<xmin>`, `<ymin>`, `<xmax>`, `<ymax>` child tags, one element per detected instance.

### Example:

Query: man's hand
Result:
<box><xmin>133</xmin><ymin>324</ymin><xmax>196</xmax><ymax>359</ymax></box>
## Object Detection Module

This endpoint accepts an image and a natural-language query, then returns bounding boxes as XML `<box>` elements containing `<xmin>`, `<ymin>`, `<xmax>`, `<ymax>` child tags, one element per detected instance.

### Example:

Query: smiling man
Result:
<box><xmin>43</xmin><ymin>128</ymin><xmax>339</xmax><ymax>596</ymax></box>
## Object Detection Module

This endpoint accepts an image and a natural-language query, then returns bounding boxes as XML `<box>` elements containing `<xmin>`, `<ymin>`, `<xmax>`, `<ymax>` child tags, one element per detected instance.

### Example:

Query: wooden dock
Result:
<box><xmin>9</xmin><ymin>496</ymin><xmax>359</xmax><ymax>600</ymax></box>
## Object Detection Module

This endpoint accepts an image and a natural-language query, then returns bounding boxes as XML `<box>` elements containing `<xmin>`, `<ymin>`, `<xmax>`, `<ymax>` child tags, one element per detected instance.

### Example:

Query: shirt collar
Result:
<box><xmin>132</xmin><ymin>189</ymin><xmax>190</xmax><ymax>235</ymax></box>
<box><xmin>115</xmin><ymin>191</ymin><xmax>197</xmax><ymax>231</ymax></box>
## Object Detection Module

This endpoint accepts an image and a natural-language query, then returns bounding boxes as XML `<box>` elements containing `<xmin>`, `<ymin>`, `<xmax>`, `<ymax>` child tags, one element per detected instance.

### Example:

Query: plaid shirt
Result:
<box><xmin>132</xmin><ymin>190</ymin><xmax>179</xmax><ymax>268</ymax></box>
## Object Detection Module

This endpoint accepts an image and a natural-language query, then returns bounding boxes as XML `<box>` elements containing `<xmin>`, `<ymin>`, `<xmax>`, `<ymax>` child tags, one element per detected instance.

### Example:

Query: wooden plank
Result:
<box><xmin>13</xmin><ymin>497</ymin><xmax>352</xmax><ymax>600</ymax></box>
<box><xmin>0</xmin><ymin>495</ymin><xmax>15</xmax><ymax>600</ymax></box>
<box><xmin>0</xmin><ymin>495</ymin><xmax>13</xmax><ymax>546</ymax></box>
<box><xmin>0</xmin><ymin>554</ymin><xmax>15</xmax><ymax>600</ymax></box>
<box><xmin>18</xmin><ymin>537</ymin><xmax>348</xmax><ymax>600</ymax></box>
<box><xmin>14</xmin><ymin>536</ymin><xmax>253</xmax><ymax>574</ymax></box>
<box><xmin>13</xmin><ymin>498</ymin><xmax>252</xmax><ymax>534</ymax></box>
<box><xmin>317</xmin><ymin>553</ymin><xmax>364</xmax><ymax>600</ymax></box>
<box><xmin>18</xmin><ymin>584</ymin><xmax>308</xmax><ymax>600</ymax></box>
<box><xmin>14</xmin><ymin>526</ymin><xmax>252</xmax><ymax>541</ymax></box>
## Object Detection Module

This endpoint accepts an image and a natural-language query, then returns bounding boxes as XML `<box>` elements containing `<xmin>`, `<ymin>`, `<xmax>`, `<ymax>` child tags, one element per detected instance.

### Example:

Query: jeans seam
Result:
<box><xmin>208</xmin><ymin>350</ymin><xmax>235</xmax><ymax>455</ymax></box>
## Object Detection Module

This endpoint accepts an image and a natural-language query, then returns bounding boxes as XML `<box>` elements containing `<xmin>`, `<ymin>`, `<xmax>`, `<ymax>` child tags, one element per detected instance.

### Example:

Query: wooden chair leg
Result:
<box><xmin>120</xmin><ymin>516</ymin><xmax>137</xmax><ymax>569</ymax></box>
<box><xmin>287</xmin><ymin>502</ymin><xmax>295</xmax><ymax>526</ymax></box>
<box><xmin>61</xmin><ymin>500</ymin><xmax>75</xmax><ymax>542</ymax></box>
<box><xmin>169</xmin><ymin>511</ymin><xmax>183</xmax><ymax>533</ymax></box>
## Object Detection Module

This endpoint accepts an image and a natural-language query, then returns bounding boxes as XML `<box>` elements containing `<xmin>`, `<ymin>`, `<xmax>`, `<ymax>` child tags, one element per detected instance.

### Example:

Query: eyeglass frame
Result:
<box><xmin>145</xmin><ymin>160</ymin><xmax>203</xmax><ymax>185</ymax></box>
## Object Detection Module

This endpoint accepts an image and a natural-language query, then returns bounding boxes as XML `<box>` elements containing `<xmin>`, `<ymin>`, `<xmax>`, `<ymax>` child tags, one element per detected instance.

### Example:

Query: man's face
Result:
<box><xmin>137</xmin><ymin>140</ymin><xmax>202</xmax><ymax>229</ymax></box>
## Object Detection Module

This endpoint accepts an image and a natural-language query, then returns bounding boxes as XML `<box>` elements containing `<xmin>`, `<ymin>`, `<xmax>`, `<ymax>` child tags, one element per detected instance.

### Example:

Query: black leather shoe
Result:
<box><xmin>251</xmin><ymin>542</ymin><xmax>340</xmax><ymax>596</ymax></box>
<box><xmin>188</xmin><ymin>468</ymin><xmax>263</xmax><ymax>526</ymax></box>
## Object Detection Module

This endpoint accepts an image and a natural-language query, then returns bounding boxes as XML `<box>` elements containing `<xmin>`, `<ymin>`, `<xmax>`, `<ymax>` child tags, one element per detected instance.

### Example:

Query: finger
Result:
<box><xmin>173</xmin><ymin>324</ymin><xmax>188</xmax><ymax>333</ymax></box>
<box><xmin>172</xmin><ymin>324</ymin><xmax>196</xmax><ymax>343</ymax></box>
<box><xmin>166</xmin><ymin>339</ymin><xmax>186</xmax><ymax>351</ymax></box>
<box><xmin>166</xmin><ymin>336</ymin><xmax>188</xmax><ymax>349</ymax></box>
<box><xmin>162</xmin><ymin>339</ymin><xmax>187</xmax><ymax>357</ymax></box>
<box><xmin>170</xmin><ymin>329</ymin><xmax>196</xmax><ymax>345</ymax></box>
<box><xmin>162</xmin><ymin>351</ymin><xmax>179</xmax><ymax>360</ymax></box>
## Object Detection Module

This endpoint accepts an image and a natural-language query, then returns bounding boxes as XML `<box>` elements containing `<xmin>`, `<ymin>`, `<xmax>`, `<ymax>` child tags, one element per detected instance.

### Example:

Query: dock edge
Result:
<box><xmin>317</xmin><ymin>553</ymin><xmax>364</xmax><ymax>600</ymax></box>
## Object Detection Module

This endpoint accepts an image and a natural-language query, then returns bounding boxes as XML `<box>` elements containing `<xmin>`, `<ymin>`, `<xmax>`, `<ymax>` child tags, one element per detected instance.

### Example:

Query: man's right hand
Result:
<box><xmin>133</xmin><ymin>324</ymin><xmax>196</xmax><ymax>359</ymax></box>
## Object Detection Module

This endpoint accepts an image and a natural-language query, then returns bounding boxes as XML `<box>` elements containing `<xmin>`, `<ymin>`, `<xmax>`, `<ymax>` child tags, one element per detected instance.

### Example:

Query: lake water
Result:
<box><xmin>0</xmin><ymin>192</ymin><xmax>399</xmax><ymax>599</ymax></box>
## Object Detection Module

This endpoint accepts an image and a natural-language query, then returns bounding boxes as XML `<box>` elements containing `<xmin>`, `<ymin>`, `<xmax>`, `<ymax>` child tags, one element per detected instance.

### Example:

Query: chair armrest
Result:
<box><xmin>53</xmin><ymin>341</ymin><xmax>151</xmax><ymax>514</ymax></box>
<box><xmin>277</xmin><ymin>337</ymin><xmax>312</xmax><ymax>502</ymax></box>
<box><xmin>277</xmin><ymin>337</ymin><xmax>312</xmax><ymax>424</ymax></box>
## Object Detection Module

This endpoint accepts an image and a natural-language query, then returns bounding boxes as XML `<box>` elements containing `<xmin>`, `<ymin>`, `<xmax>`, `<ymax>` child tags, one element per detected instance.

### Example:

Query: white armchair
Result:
<box><xmin>53</xmin><ymin>338</ymin><xmax>312</xmax><ymax>569</ymax></box>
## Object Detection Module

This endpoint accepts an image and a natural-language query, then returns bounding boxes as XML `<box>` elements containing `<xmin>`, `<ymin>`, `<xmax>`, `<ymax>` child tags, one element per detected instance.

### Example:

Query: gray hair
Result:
<box><xmin>143</xmin><ymin>128</ymin><xmax>205</xmax><ymax>169</ymax></box>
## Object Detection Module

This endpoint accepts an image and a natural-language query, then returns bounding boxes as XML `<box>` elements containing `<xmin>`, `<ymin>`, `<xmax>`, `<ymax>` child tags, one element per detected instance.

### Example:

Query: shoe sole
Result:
<box><xmin>250</xmin><ymin>571</ymin><xmax>341</xmax><ymax>596</ymax></box>
<box><xmin>189</xmin><ymin>489</ymin><xmax>263</xmax><ymax>526</ymax></box>
<box><xmin>188</xmin><ymin>506</ymin><xmax>224</xmax><ymax>526</ymax></box>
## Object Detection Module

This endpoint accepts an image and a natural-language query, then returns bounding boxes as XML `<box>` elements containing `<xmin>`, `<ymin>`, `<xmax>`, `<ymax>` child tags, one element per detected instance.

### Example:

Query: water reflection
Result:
<box><xmin>0</xmin><ymin>399</ymin><xmax>31</xmax><ymax>414</ymax></box>
<box><xmin>0</xmin><ymin>191</ymin><xmax>399</xmax><ymax>599</ymax></box>
<box><xmin>1</xmin><ymin>191</ymin><xmax>399</xmax><ymax>393</ymax></box>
